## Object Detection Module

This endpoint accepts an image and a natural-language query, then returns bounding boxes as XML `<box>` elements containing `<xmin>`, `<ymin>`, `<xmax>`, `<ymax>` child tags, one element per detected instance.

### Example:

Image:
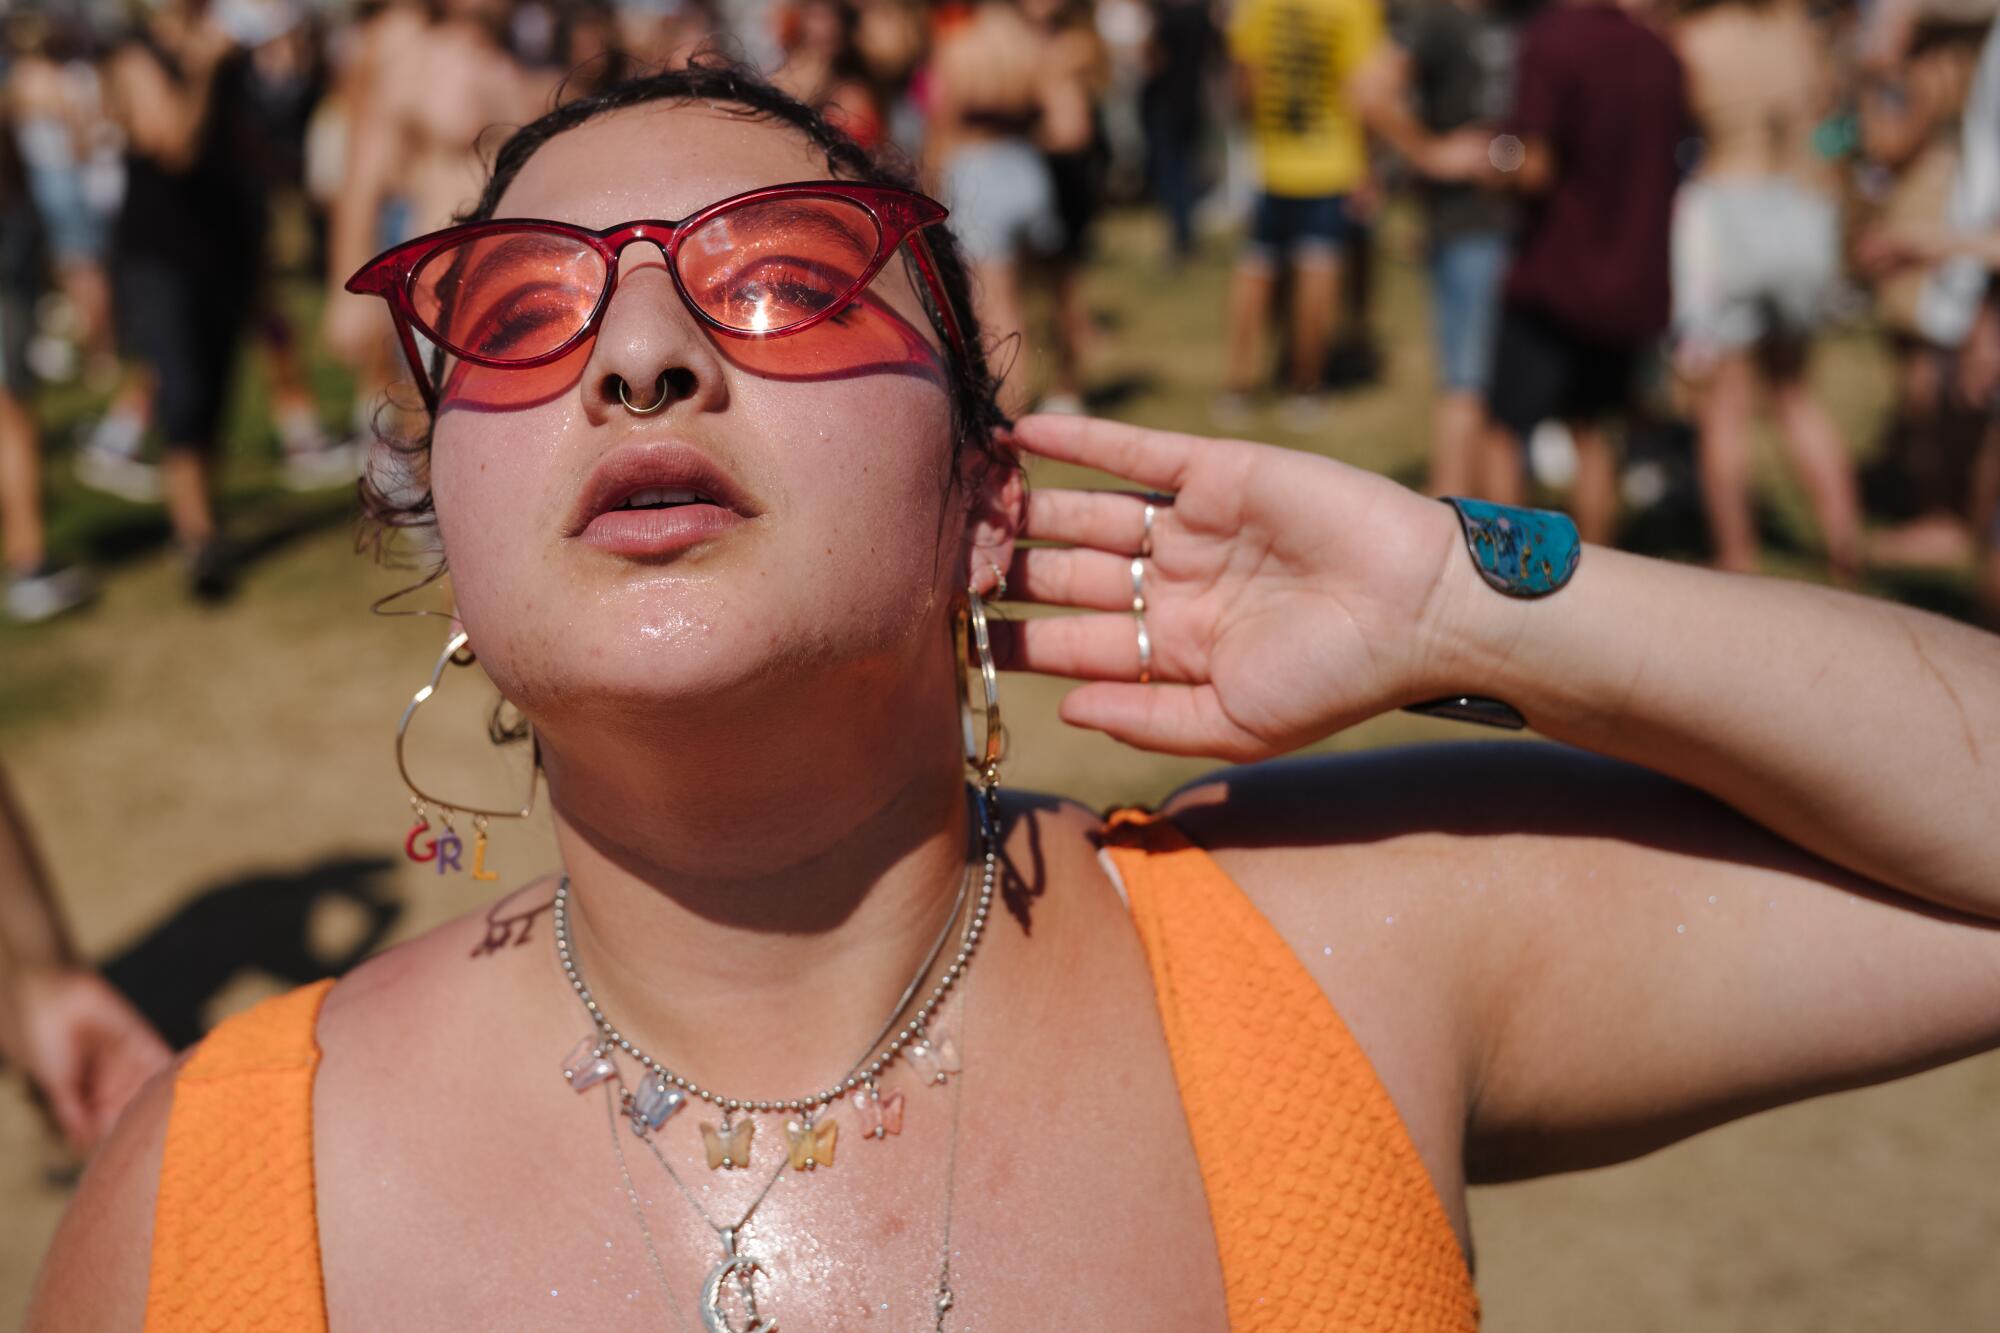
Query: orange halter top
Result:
<box><xmin>144</xmin><ymin>812</ymin><xmax>1478</xmax><ymax>1330</ymax></box>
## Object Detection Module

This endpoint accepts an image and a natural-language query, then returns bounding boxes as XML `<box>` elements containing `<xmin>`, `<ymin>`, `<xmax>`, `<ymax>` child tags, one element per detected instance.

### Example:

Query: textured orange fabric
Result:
<box><xmin>1103</xmin><ymin>810</ymin><xmax>1480</xmax><ymax>1331</ymax></box>
<box><xmin>146</xmin><ymin>979</ymin><xmax>334</xmax><ymax>1333</ymax></box>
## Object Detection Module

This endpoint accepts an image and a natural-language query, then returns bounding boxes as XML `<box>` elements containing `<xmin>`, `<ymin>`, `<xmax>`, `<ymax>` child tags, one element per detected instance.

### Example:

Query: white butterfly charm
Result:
<box><xmin>906</xmin><ymin>1032</ymin><xmax>961</xmax><ymax>1086</ymax></box>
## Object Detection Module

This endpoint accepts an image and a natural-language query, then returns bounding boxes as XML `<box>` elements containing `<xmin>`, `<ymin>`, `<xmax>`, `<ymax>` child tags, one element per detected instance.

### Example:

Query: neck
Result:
<box><xmin>539</xmin><ymin>670</ymin><xmax>982</xmax><ymax>1103</ymax></box>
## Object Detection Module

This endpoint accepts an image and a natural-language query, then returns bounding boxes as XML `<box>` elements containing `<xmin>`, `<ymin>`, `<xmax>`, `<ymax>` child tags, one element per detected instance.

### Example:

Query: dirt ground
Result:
<box><xmin>3</xmin><ymin>210</ymin><xmax>1995</xmax><ymax>1325</ymax></box>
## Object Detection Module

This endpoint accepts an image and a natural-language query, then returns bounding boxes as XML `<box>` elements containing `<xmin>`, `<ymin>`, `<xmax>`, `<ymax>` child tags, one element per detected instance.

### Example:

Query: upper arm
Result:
<box><xmin>1338</xmin><ymin>0</ymin><xmax>1388</xmax><ymax>82</ymax></box>
<box><xmin>1349</xmin><ymin>39</ymin><xmax>1411</xmax><ymax>122</ymax></box>
<box><xmin>107</xmin><ymin>50</ymin><xmax>188</xmax><ymax>169</ymax></box>
<box><xmin>26</xmin><ymin>1062</ymin><xmax>173</xmax><ymax>1330</ymax></box>
<box><xmin>1162</xmin><ymin>744</ymin><xmax>2000</xmax><ymax>1186</ymax></box>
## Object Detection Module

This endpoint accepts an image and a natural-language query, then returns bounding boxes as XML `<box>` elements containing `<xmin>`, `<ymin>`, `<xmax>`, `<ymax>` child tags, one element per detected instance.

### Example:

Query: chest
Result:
<box><xmin>317</xmin><ymin>882</ymin><xmax>1231</xmax><ymax>1330</ymax></box>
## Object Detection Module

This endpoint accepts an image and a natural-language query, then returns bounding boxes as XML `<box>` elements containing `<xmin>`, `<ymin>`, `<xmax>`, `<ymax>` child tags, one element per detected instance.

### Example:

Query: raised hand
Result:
<box><xmin>997</xmin><ymin>414</ymin><xmax>1469</xmax><ymax>759</ymax></box>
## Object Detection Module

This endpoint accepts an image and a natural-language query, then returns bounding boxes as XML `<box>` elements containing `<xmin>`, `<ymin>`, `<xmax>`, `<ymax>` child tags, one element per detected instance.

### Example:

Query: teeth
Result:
<box><xmin>617</xmin><ymin>487</ymin><xmax>706</xmax><ymax>510</ymax></box>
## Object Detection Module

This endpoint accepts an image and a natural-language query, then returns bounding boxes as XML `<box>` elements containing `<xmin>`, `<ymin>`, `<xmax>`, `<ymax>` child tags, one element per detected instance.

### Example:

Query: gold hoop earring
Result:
<box><xmin>396</xmin><ymin>627</ymin><xmax>537</xmax><ymax>881</ymax></box>
<box><xmin>957</xmin><ymin>584</ymin><xmax>1003</xmax><ymax>792</ymax></box>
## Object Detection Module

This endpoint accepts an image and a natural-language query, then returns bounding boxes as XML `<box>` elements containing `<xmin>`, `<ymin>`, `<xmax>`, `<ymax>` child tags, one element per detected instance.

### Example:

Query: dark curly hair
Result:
<box><xmin>361</xmin><ymin>55</ymin><xmax>1011</xmax><ymax>552</ymax></box>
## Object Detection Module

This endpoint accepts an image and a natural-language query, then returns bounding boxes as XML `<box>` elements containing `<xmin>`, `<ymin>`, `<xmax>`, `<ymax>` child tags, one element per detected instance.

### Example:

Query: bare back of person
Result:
<box><xmin>381</xmin><ymin>18</ymin><xmax>547</xmax><ymax>234</ymax></box>
<box><xmin>931</xmin><ymin>3</ymin><xmax>1047</xmax><ymax>157</ymax></box>
<box><xmin>1680</xmin><ymin>0</ymin><xmax>1830</xmax><ymax>188</ymax></box>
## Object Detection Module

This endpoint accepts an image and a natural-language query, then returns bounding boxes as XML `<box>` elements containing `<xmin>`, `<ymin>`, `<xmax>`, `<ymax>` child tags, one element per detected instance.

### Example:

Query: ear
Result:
<box><xmin>961</xmin><ymin>450</ymin><xmax>1025</xmax><ymax>597</ymax></box>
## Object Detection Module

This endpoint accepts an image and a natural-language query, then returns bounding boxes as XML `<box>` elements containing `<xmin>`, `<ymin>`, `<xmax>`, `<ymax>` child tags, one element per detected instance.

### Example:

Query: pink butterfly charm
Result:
<box><xmin>561</xmin><ymin>1036</ymin><xmax>617</xmax><ymax>1092</ymax></box>
<box><xmin>849</xmin><ymin>1084</ymin><xmax>906</xmax><ymax>1139</ymax></box>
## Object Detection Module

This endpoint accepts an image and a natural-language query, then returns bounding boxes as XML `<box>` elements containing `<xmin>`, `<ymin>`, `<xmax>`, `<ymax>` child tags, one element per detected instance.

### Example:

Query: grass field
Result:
<box><xmin>2</xmin><ymin>205</ymin><xmax>1995</xmax><ymax>1327</ymax></box>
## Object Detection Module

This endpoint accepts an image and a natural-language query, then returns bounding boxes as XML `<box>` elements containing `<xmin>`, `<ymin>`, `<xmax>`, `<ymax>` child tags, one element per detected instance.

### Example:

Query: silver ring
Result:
<box><xmin>1139</xmin><ymin>502</ymin><xmax>1157</xmax><ymax>559</ymax></box>
<box><xmin>1129</xmin><ymin>557</ymin><xmax>1146</xmax><ymax>614</ymax></box>
<box><xmin>1135</xmin><ymin>614</ymin><xmax>1152</xmax><ymax>684</ymax></box>
<box><xmin>617</xmin><ymin>374</ymin><xmax>672</xmax><ymax>416</ymax></box>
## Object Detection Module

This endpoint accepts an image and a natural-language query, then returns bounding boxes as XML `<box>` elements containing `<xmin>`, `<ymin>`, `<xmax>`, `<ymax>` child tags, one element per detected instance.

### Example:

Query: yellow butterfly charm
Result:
<box><xmin>700</xmin><ymin>1117</ymin><xmax>756</xmax><ymax>1171</ymax></box>
<box><xmin>785</xmin><ymin>1116</ymin><xmax>838</xmax><ymax>1171</ymax></box>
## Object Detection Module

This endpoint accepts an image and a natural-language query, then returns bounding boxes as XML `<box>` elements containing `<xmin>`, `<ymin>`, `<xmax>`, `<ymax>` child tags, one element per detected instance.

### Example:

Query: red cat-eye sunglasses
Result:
<box><xmin>344</xmin><ymin>180</ymin><xmax>967</xmax><ymax>411</ymax></box>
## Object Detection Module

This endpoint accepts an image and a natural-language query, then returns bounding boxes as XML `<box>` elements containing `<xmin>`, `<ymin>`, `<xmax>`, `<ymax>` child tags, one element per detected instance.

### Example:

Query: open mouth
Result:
<box><xmin>612</xmin><ymin>487</ymin><xmax>722</xmax><ymax>512</ymax></box>
<box><xmin>570</xmin><ymin>443</ymin><xmax>756</xmax><ymax>557</ymax></box>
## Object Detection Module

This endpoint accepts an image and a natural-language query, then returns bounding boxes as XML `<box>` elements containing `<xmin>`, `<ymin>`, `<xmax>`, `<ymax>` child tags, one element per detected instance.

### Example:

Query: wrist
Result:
<box><xmin>1408</xmin><ymin>498</ymin><xmax>1582</xmax><ymax>718</ymax></box>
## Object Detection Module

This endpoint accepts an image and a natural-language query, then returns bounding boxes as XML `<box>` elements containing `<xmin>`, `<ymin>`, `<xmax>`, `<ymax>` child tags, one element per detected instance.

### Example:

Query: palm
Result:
<box><xmin>1000</xmin><ymin>416</ymin><xmax>1462</xmax><ymax>759</ymax></box>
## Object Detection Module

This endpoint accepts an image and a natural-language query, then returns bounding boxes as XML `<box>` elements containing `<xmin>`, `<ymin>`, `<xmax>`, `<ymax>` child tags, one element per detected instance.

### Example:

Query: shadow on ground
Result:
<box><xmin>101</xmin><ymin>854</ymin><xmax>402</xmax><ymax>1050</ymax></box>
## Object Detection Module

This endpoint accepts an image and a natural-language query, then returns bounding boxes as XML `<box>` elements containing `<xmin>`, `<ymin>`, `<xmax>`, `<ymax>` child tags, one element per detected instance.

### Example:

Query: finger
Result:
<box><xmin>1058</xmin><ymin>682</ymin><xmax>1267</xmax><ymax>760</ymax></box>
<box><xmin>1013</xmin><ymin>414</ymin><xmax>1204</xmax><ymax>492</ymax></box>
<box><xmin>991</xmin><ymin>613</ymin><xmax>1166</xmax><ymax>682</ymax></box>
<box><xmin>1021</xmin><ymin>488</ymin><xmax>1158</xmax><ymax>553</ymax></box>
<box><xmin>38</xmin><ymin>1058</ymin><xmax>92</xmax><ymax>1153</ymax></box>
<box><xmin>1008</xmin><ymin>547</ymin><xmax>1149</xmax><ymax>613</ymax></box>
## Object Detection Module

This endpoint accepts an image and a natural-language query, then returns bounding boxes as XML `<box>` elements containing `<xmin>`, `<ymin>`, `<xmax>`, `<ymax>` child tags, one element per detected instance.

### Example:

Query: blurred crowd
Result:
<box><xmin>0</xmin><ymin>0</ymin><xmax>1997</xmax><ymax>633</ymax></box>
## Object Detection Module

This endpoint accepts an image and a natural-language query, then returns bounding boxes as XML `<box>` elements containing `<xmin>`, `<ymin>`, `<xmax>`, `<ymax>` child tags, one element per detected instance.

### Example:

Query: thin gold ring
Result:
<box><xmin>617</xmin><ymin>374</ymin><xmax>672</xmax><ymax>416</ymax></box>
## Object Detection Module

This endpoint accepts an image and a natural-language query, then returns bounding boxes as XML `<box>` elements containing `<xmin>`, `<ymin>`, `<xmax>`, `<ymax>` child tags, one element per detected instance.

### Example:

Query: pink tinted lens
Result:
<box><xmin>677</xmin><ymin>196</ymin><xmax>883</xmax><ymax>334</ymax></box>
<box><xmin>409</xmin><ymin>228</ymin><xmax>607</xmax><ymax>362</ymax></box>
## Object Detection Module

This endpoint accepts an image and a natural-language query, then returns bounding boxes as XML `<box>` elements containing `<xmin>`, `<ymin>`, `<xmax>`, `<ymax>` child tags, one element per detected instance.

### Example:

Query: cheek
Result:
<box><xmin>429</xmin><ymin>411</ymin><xmax>573</xmax><ymax>661</ymax></box>
<box><xmin>759</xmin><ymin>375</ymin><xmax>959</xmax><ymax>604</ymax></box>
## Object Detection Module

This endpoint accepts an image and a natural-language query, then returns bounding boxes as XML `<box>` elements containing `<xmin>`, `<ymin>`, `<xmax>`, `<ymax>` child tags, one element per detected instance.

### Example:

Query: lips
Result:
<box><xmin>568</xmin><ymin>442</ymin><xmax>758</xmax><ymax>557</ymax></box>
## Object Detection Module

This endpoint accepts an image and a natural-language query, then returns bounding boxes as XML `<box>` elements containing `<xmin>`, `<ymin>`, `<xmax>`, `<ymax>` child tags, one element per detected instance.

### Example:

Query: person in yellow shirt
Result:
<box><xmin>1218</xmin><ymin>0</ymin><xmax>1384</xmax><ymax>430</ymax></box>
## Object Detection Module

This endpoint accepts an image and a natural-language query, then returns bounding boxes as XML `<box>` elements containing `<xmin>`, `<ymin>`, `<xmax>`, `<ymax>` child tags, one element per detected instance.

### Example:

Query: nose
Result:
<box><xmin>580</xmin><ymin>242</ymin><xmax>730</xmax><ymax>421</ymax></box>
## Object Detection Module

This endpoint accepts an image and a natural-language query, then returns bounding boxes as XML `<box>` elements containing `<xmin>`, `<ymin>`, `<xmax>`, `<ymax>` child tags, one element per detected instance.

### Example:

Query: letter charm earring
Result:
<box><xmin>394</xmin><ymin>627</ymin><xmax>538</xmax><ymax>877</ymax></box>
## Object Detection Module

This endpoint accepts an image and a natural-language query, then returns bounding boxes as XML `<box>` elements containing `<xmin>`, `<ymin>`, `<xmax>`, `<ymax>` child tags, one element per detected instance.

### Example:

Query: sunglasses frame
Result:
<box><xmin>345</xmin><ymin>179</ymin><xmax>967</xmax><ymax>412</ymax></box>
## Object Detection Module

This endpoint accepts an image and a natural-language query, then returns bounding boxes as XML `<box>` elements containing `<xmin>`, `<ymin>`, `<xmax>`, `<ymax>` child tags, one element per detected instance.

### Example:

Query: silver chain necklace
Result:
<box><xmin>555</xmin><ymin>790</ymin><xmax>997</xmax><ymax>1134</ymax></box>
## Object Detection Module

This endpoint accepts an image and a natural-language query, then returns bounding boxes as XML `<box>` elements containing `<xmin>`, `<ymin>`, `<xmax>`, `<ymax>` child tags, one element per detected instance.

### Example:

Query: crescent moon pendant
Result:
<box><xmin>700</xmin><ymin>1255</ymin><xmax>776</xmax><ymax>1333</ymax></box>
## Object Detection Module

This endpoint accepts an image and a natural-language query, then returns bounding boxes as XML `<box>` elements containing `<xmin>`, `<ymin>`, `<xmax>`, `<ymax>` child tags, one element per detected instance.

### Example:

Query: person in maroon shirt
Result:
<box><xmin>1466</xmin><ymin>0</ymin><xmax>1687</xmax><ymax>543</ymax></box>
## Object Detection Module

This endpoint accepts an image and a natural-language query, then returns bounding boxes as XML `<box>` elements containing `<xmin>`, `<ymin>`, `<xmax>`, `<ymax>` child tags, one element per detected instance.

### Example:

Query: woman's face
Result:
<box><xmin>430</xmin><ymin>104</ymin><xmax>997</xmax><ymax>731</ymax></box>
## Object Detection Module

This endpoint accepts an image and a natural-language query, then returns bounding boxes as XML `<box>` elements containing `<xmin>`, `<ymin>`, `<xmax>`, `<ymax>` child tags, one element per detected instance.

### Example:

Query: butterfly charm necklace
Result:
<box><xmin>556</xmin><ymin>786</ymin><xmax>998</xmax><ymax>1161</ymax></box>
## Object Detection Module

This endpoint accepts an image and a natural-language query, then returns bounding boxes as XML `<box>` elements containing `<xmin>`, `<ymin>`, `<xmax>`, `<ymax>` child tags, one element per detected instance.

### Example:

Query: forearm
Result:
<box><xmin>0</xmin><ymin>770</ymin><xmax>72</xmax><ymax>972</ymax></box>
<box><xmin>1438</xmin><ymin>546</ymin><xmax>2000</xmax><ymax>914</ymax></box>
<box><xmin>0</xmin><ymin>770</ymin><xmax>75</xmax><ymax>1070</ymax></box>
<box><xmin>1357</xmin><ymin>93</ymin><xmax>1436</xmax><ymax>169</ymax></box>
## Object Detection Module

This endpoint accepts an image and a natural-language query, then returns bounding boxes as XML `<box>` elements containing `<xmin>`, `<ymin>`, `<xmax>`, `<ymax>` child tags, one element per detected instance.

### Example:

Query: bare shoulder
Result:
<box><xmin>318</xmin><ymin>876</ymin><xmax>561</xmax><ymax>1047</ymax></box>
<box><xmin>25</xmin><ymin>1062</ymin><xmax>177</xmax><ymax>1330</ymax></box>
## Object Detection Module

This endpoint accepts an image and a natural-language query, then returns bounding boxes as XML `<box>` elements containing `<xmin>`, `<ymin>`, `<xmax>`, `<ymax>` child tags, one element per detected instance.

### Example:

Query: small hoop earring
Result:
<box><xmin>957</xmin><ymin>585</ymin><xmax>1003</xmax><ymax>792</ymax></box>
<box><xmin>396</xmin><ymin>627</ymin><xmax>537</xmax><ymax>879</ymax></box>
<box><xmin>616</xmin><ymin>373</ymin><xmax>672</xmax><ymax>416</ymax></box>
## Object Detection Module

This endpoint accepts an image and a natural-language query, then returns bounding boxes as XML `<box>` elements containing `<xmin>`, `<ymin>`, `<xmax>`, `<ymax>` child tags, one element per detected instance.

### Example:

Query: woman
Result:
<box><xmin>30</xmin><ymin>62</ymin><xmax>2000</xmax><ymax>1329</ymax></box>
<box><xmin>1674</xmin><ymin>0</ymin><xmax>1861</xmax><ymax>578</ymax></box>
<box><xmin>1021</xmin><ymin>0</ymin><xmax>1109</xmax><ymax>414</ymax></box>
<box><xmin>927</xmin><ymin>0</ymin><xmax>1066</xmax><ymax>413</ymax></box>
